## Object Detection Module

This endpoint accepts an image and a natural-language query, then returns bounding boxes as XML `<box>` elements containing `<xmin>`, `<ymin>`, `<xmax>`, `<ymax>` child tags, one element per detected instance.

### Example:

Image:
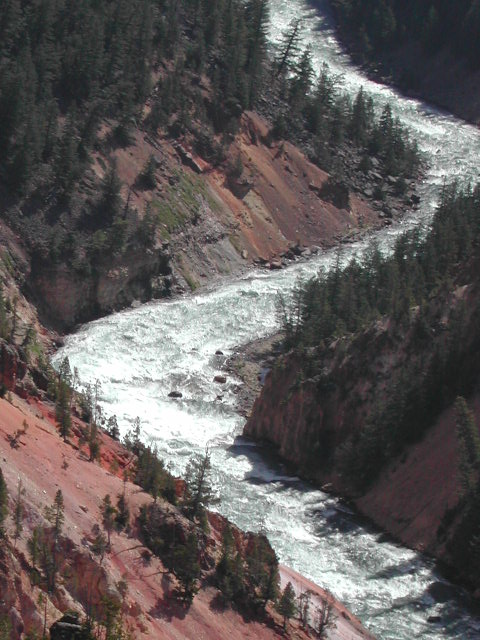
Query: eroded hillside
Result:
<box><xmin>0</xmin><ymin>390</ymin><xmax>373</xmax><ymax>640</ymax></box>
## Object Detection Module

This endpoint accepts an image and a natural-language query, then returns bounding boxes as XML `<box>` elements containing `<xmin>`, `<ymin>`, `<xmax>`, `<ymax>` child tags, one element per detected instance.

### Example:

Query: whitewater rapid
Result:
<box><xmin>54</xmin><ymin>2</ymin><xmax>480</xmax><ymax>638</ymax></box>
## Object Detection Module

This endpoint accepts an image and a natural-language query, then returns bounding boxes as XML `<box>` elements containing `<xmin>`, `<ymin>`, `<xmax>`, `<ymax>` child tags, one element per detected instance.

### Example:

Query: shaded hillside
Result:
<box><xmin>330</xmin><ymin>0</ymin><xmax>480</xmax><ymax>66</ymax></box>
<box><xmin>245</xmin><ymin>184</ymin><xmax>480</xmax><ymax>590</ymax></box>
<box><xmin>328</xmin><ymin>0</ymin><xmax>480</xmax><ymax>123</ymax></box>
<box><xmin>0</xmin><ymin>0</ymin><xmax>274</xmax><ymax>329</ymax></box>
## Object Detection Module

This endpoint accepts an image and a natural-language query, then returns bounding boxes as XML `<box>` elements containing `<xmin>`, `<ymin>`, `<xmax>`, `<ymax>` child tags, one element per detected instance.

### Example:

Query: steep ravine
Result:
<box><xmin>0</xmin><ymin>109</ymin><xmax>409</xmax><ymax>639</ymax></box>
<box><xmin>321</xmin><ymin>0</ymin><xmax>480</xmax><ymax>125</ymax></box>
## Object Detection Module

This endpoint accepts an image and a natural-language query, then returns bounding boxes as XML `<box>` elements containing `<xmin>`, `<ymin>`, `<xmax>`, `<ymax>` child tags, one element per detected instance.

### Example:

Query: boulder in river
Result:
<box><xmin>214</xmin><ymin>375</ymin><xmax>227</xmax><ymax>384</ymax></box>
<box><xmin>269</xmin><ymin>260</ymin><xmax>282</xmax><ymax>270</ymax></box>
<box><xmin>168</xmin><ymin>391</ymin><xmax>183</xmax><ymax>398</ymax></box>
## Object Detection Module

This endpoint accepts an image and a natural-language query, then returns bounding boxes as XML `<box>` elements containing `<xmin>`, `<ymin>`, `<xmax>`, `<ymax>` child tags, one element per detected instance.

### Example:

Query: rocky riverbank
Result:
<box><xmin>225</xmin><ymin>333</ymin><xmax>284</xmax><ymax>419</ymax></box>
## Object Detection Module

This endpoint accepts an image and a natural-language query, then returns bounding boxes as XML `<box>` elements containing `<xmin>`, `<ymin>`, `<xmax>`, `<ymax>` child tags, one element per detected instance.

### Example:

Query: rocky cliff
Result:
<box><xmin>30</xmin><ymin>244</ymin><xmax>171</xmax><ymax>331</ymax></box>
<box><xmin>244</xmin><ymin>262</ymin><xmax>480</xmax><ymax>588</ymax></box>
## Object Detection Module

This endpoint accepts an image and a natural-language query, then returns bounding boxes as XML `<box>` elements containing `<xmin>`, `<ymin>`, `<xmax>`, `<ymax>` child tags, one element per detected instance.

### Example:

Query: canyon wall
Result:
<box><xmin>244</xmin><ymin>273</ymin><xmax>480</xmax><ymax>589</ymax></box>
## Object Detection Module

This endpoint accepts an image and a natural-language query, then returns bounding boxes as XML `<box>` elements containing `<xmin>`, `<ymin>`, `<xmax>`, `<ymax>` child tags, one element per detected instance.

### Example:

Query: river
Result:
<box><xmin>54</xmin><ymin>2</ymin><xmax>480</xmax><ymax>638</ymax></box>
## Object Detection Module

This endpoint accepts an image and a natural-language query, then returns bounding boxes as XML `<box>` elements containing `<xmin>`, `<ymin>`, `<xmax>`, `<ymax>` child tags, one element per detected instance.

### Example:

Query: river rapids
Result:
<box><xmin>54</xmin><ymin>2</ymin><xmax>480</xmax><ymax>638</ymax></box>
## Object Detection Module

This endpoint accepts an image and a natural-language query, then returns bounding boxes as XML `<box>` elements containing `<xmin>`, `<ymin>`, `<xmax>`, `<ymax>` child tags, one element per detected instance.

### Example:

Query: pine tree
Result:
<box><xmin>106</xmin><ymin>415</ymin><xmax>120</xmax><ymax>441</ymax></box>
<box><xmin>98</xmin><ymin>162</ymin><xmax>122</xmax><ymax>225</ymax></box>
<box><xmin>36</xmin><ymin>526</ymin><xmax>58</xmax><ymax>593</ymax></box>
<box><xmin>13</xmin><ymin>478</ymin><xmax>25</xmax><ymax>547</ymax></box>
<box><xmin>0</xmin><ymin>614</ymin><xmax>12</xmax><ymax>640</ymax></box>
<box><xmin>39</xmin><ymin>490</ymin><xmax>65</xmax><ymax>592</ymax></box>
<box><xmin>379</xmin><ymin>103</ymin><xmax>394</xmax><ymax>141</ymax></box>
<box><xmin>244</xmin><ymin>0</ymin><xmax>269</xmax><ymax>106</ymax></box>
<box><xmin>45</xmin><ymin>489</ymin><xmax>65</xmax><ymax>541</ymax></box>
<box><xmin>172</xmin><ymin>532</ymin><xmax>201</xmax><ymax>602</ymax></box>
<box><xmin>0</xmin><ymin>467</ymin><xmax>8</xmax><ymax>531</ymax></box>
<box><xmin>0</xmin><ymin>0</ymin><xmax>23</xmax><ymax>58</ymax></box>
<box><xmin>298</xmin><ymin>589</ymin><xmax>311</xmax><ymax>628</ymax></box>
<box><xmin>423</xmin><ymin>5</ymin><xmax>440</xmax><ymax>51</ymax></box>
<box><xmin>91</xmin><ymin>523</ymin><xmax>108</xmax><ymax>563</ymax></box>
<box><xmin>101</xmin><ymin>594</ymin><xmax>125</xmax><ymax>640</ymax></box>
<box><xmin>289</xmin><ymin>46</ymin><xmax>314</xmax><ymax>111</ymax></box>
<box><xmin>87</xmin><ymin>380</ymin><xmax>102</xmax><ymax>462</ymax></box>
<box><xmin>218</xmin><ymin>0</ymin><xmax>247</xmax><ymax>108</ymax></box>
<box><xmin>349</xmin><ymin>87</ymin><xmax>369</xmax><ymax>144</ymax></box>
<box><xmin>246</xmin><ymin>535</ymin><xmax>279</xmax><ymax>609</ymax></box>
<box><xmin>0</xmin><ymin>288</ymin><xmax>8</xmax><ymax>340</ymax></box>
<box><xmin>55</xmin><ymin>358</ymin><xmax>72</xmax><ymax>441</ymax></box>
<box><xmin>274</xmin><ymin>19</ymin><xmax>302</xmax><ymax>78</ymax></box>
<box><xmin>215</xmin><ymin>524</ymin><xmax>245</xmax><ymax>604</ymax></box>
<box><xmin>55</xmin><ymin>120</ymin><xmax>80</xmax><ymax>202</ymax></box>
<box><xmin>149</xmin><ymin>456</ymin><xmax>167</xmax><ymax>504</ymax></box>
<box><xmin>276</xmin><ymin>582</ymin><xmax>296</xmax><ymax>629</ymax></box>
<box><xmin>138</xmin><ymin>154</ymin><xmax>157</xmax><ymax>190</ymax></box>
<box><xmin>183</xmin><ymin>450</ymin><xmax>218</xmax><ymax>521</ymax></box>
<box><xmin>101</xmin><ymin>494</ymin><xmax>117</xmax><ymax>548</ymax></box>
<box><xmin>372</xmin><ymin>1</ymin><xmax>396</xmax><ymax>49</ymax></box>
<box><xmin>314</xmin><ymin>592</ymin><xmax>336</xmax><ymax>638</ymax></box>
<box><xmin>455</xmin><ymin>397</ymin><xmax>480</xmax><ymax>495</ymax></box>
<box><xmin>124</xmin><ymin>416</ymin><xmax>141</xmax><ymax>455</ymax></box>
<box><xmin>27</xmin><ymin>525</ymin><xmax>40</xmax><ymax>569</ymax></box>
<box><xmin>115</xmin><ymin>490</ymin><xmax>130</xmax><ymax>531</ymax></box>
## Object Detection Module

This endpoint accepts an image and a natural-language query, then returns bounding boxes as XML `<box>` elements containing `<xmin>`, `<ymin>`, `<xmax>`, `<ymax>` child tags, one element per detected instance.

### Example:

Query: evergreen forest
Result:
<box><xmin>0</xmin><ymin>0</ymin><xmax>420</xmax><ymax>288</ymax></box>
<box><xmin>331</xmin><ymin>0</ymin><xmax>480</xmax><ymax>67</ymax></box>
<box><xmin>0</xmin><ymin>0</ymin><xmax>271</xmax><ymax>197</ymax></box>
<box><xmin>281</xmin><ymin>183</ymin><xmax>480</xmax><ymax>352</ymax></box>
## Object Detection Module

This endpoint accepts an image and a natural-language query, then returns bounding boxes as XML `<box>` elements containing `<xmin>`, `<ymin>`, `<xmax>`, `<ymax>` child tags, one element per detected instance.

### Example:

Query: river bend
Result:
<box><xmin>54</xmin><ymin>2</ymin><xmax>480</xmax><ymax>638</ymax></box>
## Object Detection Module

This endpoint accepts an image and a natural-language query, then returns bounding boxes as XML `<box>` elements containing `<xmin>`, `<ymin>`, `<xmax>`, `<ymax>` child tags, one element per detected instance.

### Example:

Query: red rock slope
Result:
<box><xmin>0</xmin><ymin>393</ymin><xmax>374</xmax><ymax>640</ymax></box>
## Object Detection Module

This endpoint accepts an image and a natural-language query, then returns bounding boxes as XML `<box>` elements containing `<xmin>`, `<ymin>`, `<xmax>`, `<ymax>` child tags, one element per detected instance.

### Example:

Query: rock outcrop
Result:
<box><xmin>0</xmin><ymin>546</ymin><xmax>43</xmax><ymax>638</ymax></box>
<box><xmin>30</xmin><ymin>245</ymin><xmax>171</xmax><ymax>332</ymax></box>
<box><xmin>0</xmin><ymin>340</ymin><xmax>26</xmax><ymax>392</ymax></box>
